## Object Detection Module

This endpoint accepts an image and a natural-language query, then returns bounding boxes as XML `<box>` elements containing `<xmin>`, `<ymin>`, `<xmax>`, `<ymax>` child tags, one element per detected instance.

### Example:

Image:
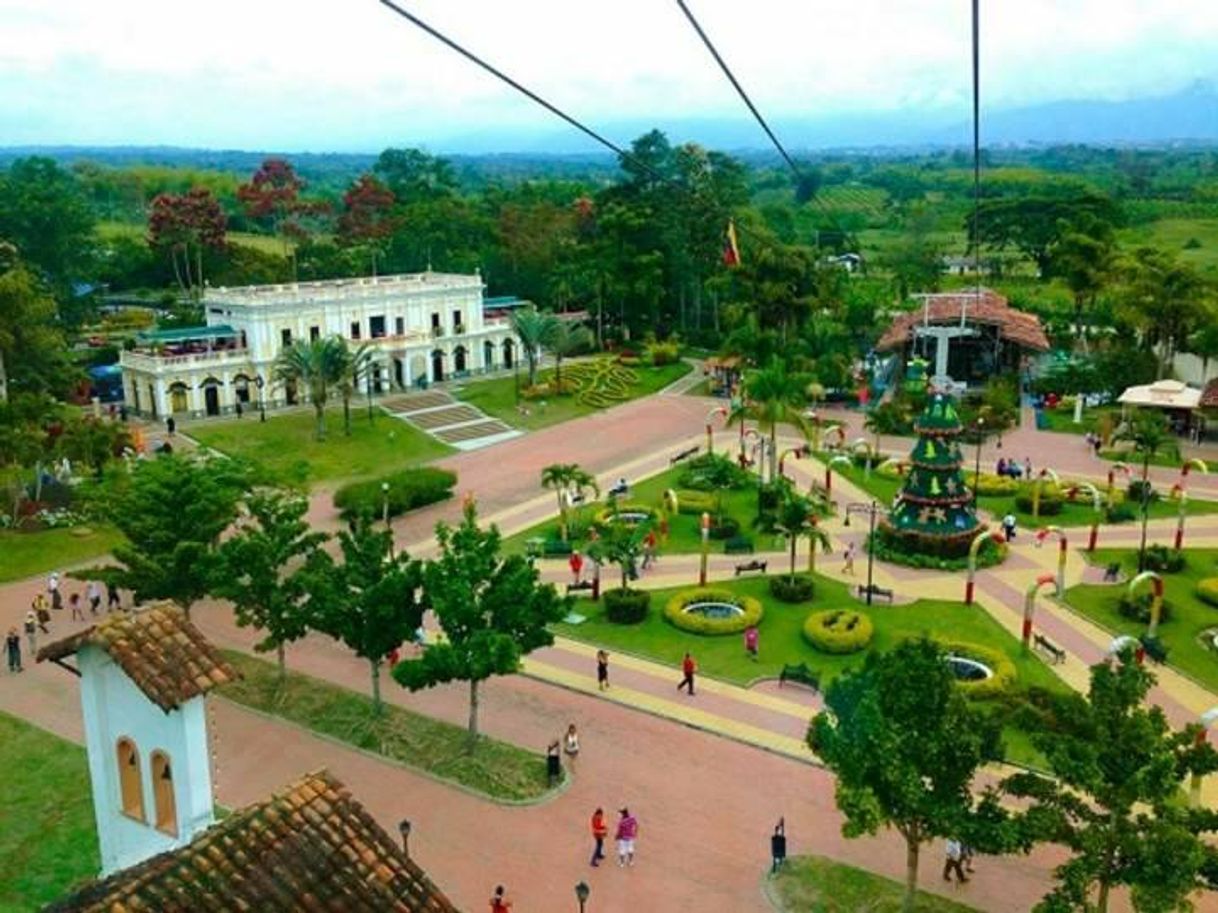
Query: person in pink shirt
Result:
<box><xmin>744</xmin><ymin>625</ymin><xmax>759</xmax><ymax>661</ymax></box>
<box><xmin>615</xmin><ymin>807</ymin><xmax>639</xmax><ymax>867</ymax></box>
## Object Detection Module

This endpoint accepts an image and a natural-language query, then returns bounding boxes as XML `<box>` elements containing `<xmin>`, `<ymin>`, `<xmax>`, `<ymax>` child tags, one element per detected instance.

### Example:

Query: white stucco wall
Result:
<box><xmin>77</xmin><ymin>646</ymin><xmax>215</xmax><ymax>876</ymax></box>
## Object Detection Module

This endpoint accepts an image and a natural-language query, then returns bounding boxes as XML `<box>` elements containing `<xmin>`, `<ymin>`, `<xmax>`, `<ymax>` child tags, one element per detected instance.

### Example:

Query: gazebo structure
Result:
<box><xmin>876</xmin><ymin>288</ymin><xmax>1050</xmax><ymax>391</ymax></box>
<box><xmin>1118</xmin><ymin>379</ymin><xmax>1203</xmax><ymax>436</ymax></box>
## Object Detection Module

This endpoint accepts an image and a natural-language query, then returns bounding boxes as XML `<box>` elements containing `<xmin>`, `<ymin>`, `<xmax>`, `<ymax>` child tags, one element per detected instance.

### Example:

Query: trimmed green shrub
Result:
<box><xmin>1014</xmin><ymin>488</ymin><xmax>1063</xmax><ymax>516</ymax></box>
<box><xmin>769</xmin><ymin>574</ymin><xmax>815</xmax><ymax>603</ymax></box>
<box><xmin>603</xmin><ymin>587</ymin><xmax>651</xmax><ymax>624</ymax></box>
<box><xmin>1127</xmin><ymin>479</ymin><xmax>1159</xmax><ymax>504</ymax></box>
<box><xmin>758</xmin><ymin>483</ymin><xmax>783</xmax><ymax>511</ymax></box>
<box><xmin>1104</xmin><ymin>502</ymin><xmax>1136</xmax><ymax>523</ymax></box>
<box><xmin>871</xmin><ymin>527</ymin><xmax>1006</xmax><ymax>570</ymax></box>
<box><xmin>723</xmin><ymin>535</ymin><xmax>754</xmax><ymax>554</ymax></box>
<box><xmin>937</xmin><ymin>640</ymin><xmax>1016</xmax><ymax>699</ymax></box>
<box><xmin>1141</xmin><ymin>544</ymin><xmax>1186</xmax><ymax>574</ymax></box>
<box><xmin>672</xmin><ymin>489</ymin><xmax>716</xmax><ymax>515</ymax></box>
<box><xmin>333</xmin><ymin>467</ymin><xmax>457</xmax><ymax>521</ymax></box>
<box><xmin>1116</xmin><ymin>591</ymin><xmax>1174</xmax><ymax>625</ymax></box>
<box><xmin>541</xmin><ymin>539</ymin><xmax>572</xmax><ymax>557</ymax></box>
<box><xmin>645</xmin><ymin>340</ymin><xmax>681</xmax><ymax>366</ymax></box>
<box><xmin>966</xmin><ymin>473</ymin><xmax>1019</xmax><ymax>497</ymax></box>
<box><xmin>663</xmin><ymin>587</ymin><xmax>763</xmax><ymax>635</ymax></box>
<box><xmin>803</xmin><ymin>610</ymin><xmax>874</xmax><ymax>654</ymax></box>
<box><xmin>678</xmin><ymin>453</ymin><xmax>752</xmax><ymax>491</ymax></box>
<box><xmin>1195</xmin><ymin>577</ymin><xmax>1218</xmax><ymax>608</ymax></box>
<box><xmin>707</xmin><ymin>516</ymin><xmax>740</xmax><ymax>540</ymax></box>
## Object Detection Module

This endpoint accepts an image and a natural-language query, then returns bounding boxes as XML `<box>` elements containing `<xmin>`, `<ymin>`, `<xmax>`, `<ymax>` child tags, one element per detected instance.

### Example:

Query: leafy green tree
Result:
<box><xmin>1187</xmin><ymin>313</ymin><xmax>1218</xmax><ymax>383</ymax></box>
<box><xmin>548</xmin><ymin>320</ymin><xmax>593</xmax><ymax>394</ymax></box>
<box><xmin>509</xmin><ymin>306</ymin><xmax>560</xmax><ymax>387</ymax></box>
<box><xmin>588</xmin><ymin>513</ymin><xmax>648</xmax><ymax>591</ymax></box>
<box><xmin>809</xmin><ymin>639</ymin><xmax>1006</xmax><ymax>913</ymax></box>
<box><xmin>1114</xmin><ymin>411</ymin><xmax>1176</xmax><ymax>572</ymax></box>
<box><xmin>864</xmin><ymin>401</ymin><xmax>908</xmax><ymax>460</ymax></box>
<box><xmin>965</xmin><ymin>191</ymin><xmax>1119</xmax><ymax>277</ymax></box>
<box><xmin>54</xmin><ymin>415</ymin><xmax>131</xmax><ymax>479</ymax></box>
<box><xmin>1047</xmin><ymin>214</ymin><xmax>1117</xmax><ymax>348</ymax></box>
<box><xmin>272</xmin><ymin>336</ymin><xmax>343</xmax><ymax>440</ymax></box>
<box><xmin>731</xmin><ymin>359</ymin><xmax>810</xmax><ymax>481</ymax></box>
<box><xmin>210</xmin><ymin>489</ymin><xmax>327</xmax><ymax>681</ymax></box>
<box><xmin>373</xmin><ymin>148</ymin><xmax>458</xmax><ymax>206</ymax></box>
<box><xmin>0</xmin><ymin>157</ymin><xmax>96</xmax><ymax>288</ymax></box>
<box><xmin>305</xmin><ymin>515</ymin><xmax>426</xmax><ymax>713</ymax></box>
<box><xmin>0</xmin><ymin>259</ymin><xmax>74</xmax><ymax>401</ymax></box>
<box><xmin>540</xmin><ymin>462</ymin><xmax>599</xmax><ymax>542</ymax></box>
<box><xmin>82</xmin><ymin>454</ymin><xmax>248</xmax><ymax>618</ymax></box>
<box><xmin>1117</xmin><ymin>247</ymin><xmax>1208</xmax><ymax>378</ymax></box>
<box><xmin>394</xmin><ymin>501</ymin><xmax>567</xmax><ymax>742</ymax></box>
<box><xmin>881</xmin><ymin>205</ymin><xmax>945</xmax><ymax>299</ymax></box>
<box><xmin>1002</xmin><ymin>656</ymin><xmax>1218</xmax><ymax>913</ymax></box>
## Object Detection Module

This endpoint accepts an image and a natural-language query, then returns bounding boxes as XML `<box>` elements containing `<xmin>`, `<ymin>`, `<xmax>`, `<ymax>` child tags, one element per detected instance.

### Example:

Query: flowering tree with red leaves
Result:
<box><xmin>146</xmin><ymin>187</ymin><xmax>227</xmax><ymax>299</ymax></box>
<box><xmin>336</xmin><ymin>174</ymin><xmax>397</xmax><ymax>274</ymax></box>
<box><xmin>237</xmin><ymin>158</ymin><xmax>328</xmax><ymax>276</ymax></box>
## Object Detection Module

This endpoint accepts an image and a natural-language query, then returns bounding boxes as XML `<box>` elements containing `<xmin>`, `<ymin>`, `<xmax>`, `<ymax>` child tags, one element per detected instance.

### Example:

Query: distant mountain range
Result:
<box><xmin>3</xmin><ymin>80</ymin><xmax>1216</xmax><ymax>162</ymax></box>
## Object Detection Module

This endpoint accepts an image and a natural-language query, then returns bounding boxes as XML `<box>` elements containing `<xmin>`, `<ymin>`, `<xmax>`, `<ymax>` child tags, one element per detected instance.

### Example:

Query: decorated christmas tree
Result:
<box><xmin>881</xmin><ymin>392</ymin><xmax>979</xmax><ymax>557</ymax></box>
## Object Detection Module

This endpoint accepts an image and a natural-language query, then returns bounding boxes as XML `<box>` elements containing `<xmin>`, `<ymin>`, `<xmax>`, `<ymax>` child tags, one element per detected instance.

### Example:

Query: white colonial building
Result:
<box><xmin>119</xmin><ymin>271</ymin><xmax>519</xmax><ymax>419</ymax></box>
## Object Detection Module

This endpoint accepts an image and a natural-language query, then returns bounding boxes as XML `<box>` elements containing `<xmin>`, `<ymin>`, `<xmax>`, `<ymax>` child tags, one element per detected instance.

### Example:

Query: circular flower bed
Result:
<box><xmin>664</xmin><ymin>587</ymin><xmax>763</xmax><ymax>635</ymax></box>
<box><xmin>802</xmin><ymin>610</ymin><xmax>874</xmax><ymax>654</ymax></box>
<box><xmin>870</xmin><ymin>527</ymin><xmax>1007</xmax><ymax>571</ymax></box>
<box><xmin>595</xmin><ymin>503</ymin><xmax>658</xmax><ymax>529</ymax></box>
<box><xmin>934</xmin><ymin>640</ymin><xmax>1016</xmax><ymax>698</ymax></box>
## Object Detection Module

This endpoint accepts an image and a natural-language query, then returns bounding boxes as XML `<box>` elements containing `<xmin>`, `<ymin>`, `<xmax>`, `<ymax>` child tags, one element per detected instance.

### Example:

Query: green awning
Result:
<box><xmin>137</xmin><ymin>324</ymin><xmax>239</xmax><ymax>343</ymax></box>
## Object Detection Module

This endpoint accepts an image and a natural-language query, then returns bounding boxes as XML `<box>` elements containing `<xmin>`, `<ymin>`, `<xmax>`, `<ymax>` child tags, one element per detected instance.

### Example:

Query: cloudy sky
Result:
<box><xmin>1</xmin><ymin>0</ymin><xmax>1216</xmax><ymax>151</ymax></box>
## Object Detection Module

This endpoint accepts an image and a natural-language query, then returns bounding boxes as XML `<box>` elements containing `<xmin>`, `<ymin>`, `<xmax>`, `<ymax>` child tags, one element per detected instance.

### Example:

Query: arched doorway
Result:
<box><xmin>169</xmin><ymin>383</ymin><xmax>189</xmax><ymax>414</ymax></box>
<box><xmin>285</xmin><ymin>380</ymin><xmax>298</xmax><ymax>406</ymax></box>
<box><xmin>454</xmin><ymin>346</ymin><xmax>467</xmax><ymax>374</ymax></box>
<box><xmin>503</xmin><ymin>339</ymin><xmax>514</xmax><ymax>369</ymax></box>
<box><xmin>409</xmin><ymin>354</ymin><xmax>427</xmax><ymax>387</ymax></box>
<box><xmin>484</xmin><ymin>340</ymin><xmax>495</xmax><ymax>371</ymax></box>
<box><xmin>200</xmin><ymin>378</ymin><xmax>221</xmax><ymax>417</ymax></box>
<box><xmin>431</xmin><ymin>349</ymin><xmax>445</xmax><ymax>383</ymax></box>
<box><xmin>232</xmin><ymin>374</ymin><xmax>252</xmax><ymax>404</ymax></box>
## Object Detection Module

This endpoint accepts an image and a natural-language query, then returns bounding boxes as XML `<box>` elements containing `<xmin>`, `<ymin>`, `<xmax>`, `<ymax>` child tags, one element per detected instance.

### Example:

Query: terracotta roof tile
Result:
<box><xmin>876</xmin><ymin>288</ymin><xmax>1051</xmax><ymax>353</ymax></box>
<box><xmin>36</xmin><ymin>602</ymin><xmax>237</xmax><ymax>712</ymax></box>
<box><xmin>47</xmin><ymin>770</ymin><xmax>461</xmax><ymax>913</ymax></box>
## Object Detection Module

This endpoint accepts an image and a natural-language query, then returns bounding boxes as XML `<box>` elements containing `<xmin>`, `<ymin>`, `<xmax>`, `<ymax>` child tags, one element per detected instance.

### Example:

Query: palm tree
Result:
<box><xmin>549</xmin><ymin>321</ymin><xmax>594</xmax><ymax>394</ymax></box>
<box><xmin>333</xmin><ymin>339</ymin><xmax>374</xmax><ymax>435</ymax></box>
<box><xmin>510</xmin><ymin>306</ymin><xmax>560</xmax><ymax>388</ymax></box>
<box><xmin>540</xmin><ymin>462</ymin><xmax>599</xmax><ymax>541</ymax></box>
<box><xmin>273</xmin><ymin>337</ymin><xmax>344</xmax><ymax>440</ymax></box>
<box><xmin>772</xmin><ymin>490</ymin><xmax>831</xmax><ymax>580</ymax></box>
<box><xmin>730</xmin><ymin>359</ymin><xmax>809</xmax><ymax>482</ymax></box>
<box><xmin>863</xmin><ymin>401</ymin><xmax>907</xmax><ymax>473</ymax></box>
<box><xmin>1115</xmin><ymin>410</ymin><xmax>1177</xmax><ymax>571</ymax></box>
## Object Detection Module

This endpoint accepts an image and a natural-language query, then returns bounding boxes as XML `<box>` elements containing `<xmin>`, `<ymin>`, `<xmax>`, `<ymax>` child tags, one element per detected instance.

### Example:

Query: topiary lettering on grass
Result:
<box><xmin>333</xmin><ymin>467</ymin><xmax>457</xmax><ymax>521</ymax></box>
<box><xmin>803</xmin><ymin>610</ymin><xmax>874</xmax><ymax>654</ymax></box>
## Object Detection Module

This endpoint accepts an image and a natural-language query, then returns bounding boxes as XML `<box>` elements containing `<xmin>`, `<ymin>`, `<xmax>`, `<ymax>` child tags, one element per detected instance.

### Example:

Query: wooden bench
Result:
<box><xmin>566</xmin><ymin>580</ymin><xmax>596</xmax><ymax>597</ymax></box>
<box><xmin>1033</xmin><ymin>633</ymin><xmax>1066</xmax><ymax>665</ymax></box>
<box><xmin>857</xmin><ymin>584</ymin><xmax>894</xmax><ymax>603</ymax></box>
<box><xmin>734</xmin><ymin>559</ymin><xmax>768</xmax><ymax>576</ymax></box>
<box><xmin>779</xmin><ymin>662</ymin><xmax>819</xmax><ymax>692</ymax></box>
<box><xmin>670</xmin><ymin>445</ymin><xmax>700</xmax><ymax>465</ymax></box>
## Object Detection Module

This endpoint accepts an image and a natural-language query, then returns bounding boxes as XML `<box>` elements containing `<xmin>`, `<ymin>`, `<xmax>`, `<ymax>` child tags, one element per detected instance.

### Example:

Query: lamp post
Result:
<box><xmin>973</xmin><ymin>416</ymin><xmax>985</xmax><ymax>507</ymax></box>
<box><xmin>843</xmin><ymin>500</ymin><xmax>888</xmax><ymax>606</ymax></box>
<box><xmin>575</xmin><ymin>881</ymin><xmax>590</xmax><ymax>913</ymax></box>
<box><xmin>382</xmin><ymin>481</ymin><xmax>394</xmax><ymax>557</ymax></box>
<box><xmin>255</xmin><ymin>374</ymin><xmax>266</xmax><ymax>423</ymax></box>
<box><xmin>398</xmin><ymin>819</ymin><xmax>412</xmax><ymax>859</ymax></box>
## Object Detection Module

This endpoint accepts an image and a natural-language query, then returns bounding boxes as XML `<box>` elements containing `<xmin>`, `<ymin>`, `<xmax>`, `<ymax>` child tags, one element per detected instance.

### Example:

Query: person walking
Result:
<box><xmin>770</xmin><ymin>818</ymin><xmax>787</xmax><ymax>874</ymax></box>
<box><xmin>596</xmin><ymin>649</ymin><xmax>610</xmax><ymax>691</ymax></box>
<box><xmin>641</xmin><ymin>529</ymin><xmax>657</xmax><ymax>570</ymax></box>
<box><xmin>23</xmin><ymin>611</ymin><xmax>38</xmax><ymax>656</ymax></box>
<box><xmin>69</xmin><ymin>591</ymin><xmax>84</xmax><ymax>622</ymax></box>
<box><xmin>32</xmin><ymin>593</ymin><xmax>51</xmax><ymax>632</ymax></box>
<box><xmin>546</xmin><ymin>740</ymin><xmax>562</xmax><ymax>786</ymax></box>
<box><xmin>1023</xmin><ymin>457</ymin><xmax>1033</xmax><ymax>479</ymax></box>
<box><xmin>589</xmin><ymin>807</ymin><xmax>608</xmax><ymax>867</ymax></box>
<box><xmin>615</xmin><ymin>807</ymin><xmax>639</xmax><ymax>867</ymax></box>
<box><xmin>563</xmin><ymin>723</ymin><xmax>580</xmax><ymax>765</ymax></box>
<box><xmin>48</xmin><ymin>571</ymin><xmax>63</xmax><ymax>613</ymax></box>
<box><xmin>87</xmin><ymin>580</ymin><xmax>102</xmax><ymax>616</ymax></box>
<box><xmin>569</xmin><ymin>550</ymin><xmax>584</xmax><ymax>585</ymax></box>
<box><xmin>843</xmin><ymin>542</ymin><xmax>856</xmax><ymax>575</ymax></box>
<box><xmin>943</xmin><ymin>838</ymin><xmax>969</xmax><ymax>884</ymax></box>
<box><xmin>6</xmin><ymin>628</ymin><xmax>21</xmax><ymax>673</ymax></box>
<box><xmin>106</xmin><ymin>581</ymin><xmax>121</xmax><ymax>611</ymax></box>
<box><xmin>744</xmin><ymin>625</ymin><xmax>759</xmax><ymax>661</ymax></box>
<box><xmin>1002</xmin><ymin>512</ymin><xmax>1017</xmax><ymax>542</ymax></box>
<box><xmin>489</xmin><ymin>885</ymin><xmax>512</xmax><ymax>912</ymax></box>
<box><xmin>677</xmin><ymin>652</ymin><xmax>697</xmax><ymax>696</ymax></box>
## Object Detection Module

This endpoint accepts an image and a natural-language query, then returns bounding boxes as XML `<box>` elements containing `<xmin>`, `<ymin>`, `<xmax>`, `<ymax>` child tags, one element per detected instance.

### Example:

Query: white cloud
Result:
<box><xmin>0</xmin><ymin>0</ymin><xmax>1215</xmax><ymax>149</ymax></box>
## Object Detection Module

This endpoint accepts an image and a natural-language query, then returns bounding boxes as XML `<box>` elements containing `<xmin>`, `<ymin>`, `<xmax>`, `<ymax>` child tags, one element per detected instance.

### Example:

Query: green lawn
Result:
<box><xmin>824</xmin><ymin>458</ymin><xmax>1218</xmax><ymax>527</ymax></box>
<box><xmin>1037</xmin><ymin>405</ymin><xmax>1122</xmax><ymax>436</ymax></box>
<box><xmin>187</xmin><ymin>406</ymin><xmax>452</xmax><ymax>484</ymax></box>
<box><xmin>218</xmin><ymin>651</ymin><xmax>554</xmax><ymax>801</ymax></box>
<box><xmin>98</xmin><ymin>220</ymin><xmax>293</xmax><ymax>257</ymax></box>
<box><xmin>1065</xmin><ymin>548</ymin><xmax>1218</xmax><ymax>694</ymax></box>
<box><xmin>555</xmin><ymin>574</ymin><xmax>1064</xmax><ymax>767</ymax></box>
<box><xmin>0</xmin><ymin>526</ymin><xmax>124</xmax><ymax>584</ymax></box>
<box><xmin>1099</xmin><ymin>448</ymin><xmax>1189</xmax><ymax>469</ymax></box>
<box><xmin>0</xmin><ymin>713</ymin><xmax>98</xmax><ymax>912</ymax></box>
<box><xmin>770</xmin><ymin>855</ymin><xmax>981</xmax><ymax>913</ymax></box>
<box><xmin>1119</xmin><ymin>217</ymin><xmax>1218</xmax><ymax>272</ymax></box>
<box><xmin>454</xmin><ymin>360</ymin><xmax>691</xmax><ymax>433</ymax></box>
<box><xmin>500</xmin><ymin>465</ymin><xmax>767</xmax><ymax>557</ymax></box>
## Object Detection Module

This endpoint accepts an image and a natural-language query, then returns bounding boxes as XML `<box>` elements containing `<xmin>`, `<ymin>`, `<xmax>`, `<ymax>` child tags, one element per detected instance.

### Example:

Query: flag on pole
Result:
<box><xmin>722</xmin><ymin>219</ymin><xmax>740</xmax><ymax>267</ymax></box>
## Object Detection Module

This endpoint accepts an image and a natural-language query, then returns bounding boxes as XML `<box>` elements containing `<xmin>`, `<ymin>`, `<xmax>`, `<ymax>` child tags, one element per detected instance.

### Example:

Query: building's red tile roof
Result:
<box><xmin>45</xmin><ymin>770</ymin><xmax>461</xmax><ymax>913</ymax></box>
<box><xmin>876</xmin><ymin>289</ymin><xmax>1051</xmax><ymax>353</ymax></box>
<box><xmin>37</xmin><ymin>603</ymin><xmax>237</xmax><ymax>713</ymax></box>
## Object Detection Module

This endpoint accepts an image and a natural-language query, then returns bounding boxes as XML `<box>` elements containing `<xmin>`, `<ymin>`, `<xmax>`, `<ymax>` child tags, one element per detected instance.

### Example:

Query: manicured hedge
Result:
<box><xmin>966</xmin><ymin>473</ymin><xmax>1019</xmax><ymax>497</ymax></box>
<box><xmin>333</xmin><ymin>467</ymin><xmax>457</xmax><ymax>521</ymax></box>
<box><xmin>1196</xmin><ymin>577</ymin><xmax>1218</xmax><ymax>608</ymax></box>
<box><xmin>664</xmin><ymin>587</ymin><xmax>763</xmax><ymax>635</ymax></box>
<box><xmin>936</xmin><ymin>640</ymin><xmax>1016</xmax><ymax>699</ymax></box>
<box><xmin>1014</xmin><ymin>488</ymin><xmax>1063</xmax><ymax>516</ymax></box>
<box><xmin>803</xmin><ymin>610</ymin><xmax>874</xmax><ymax>654</ymax></box>
<box><xmin>603</xmin><ymin>587</ymin><xmax>651</xmax><ymax>623</ymax></box>
<box><xmin>769</xmin><ymin>574</ymin><xmax>815</xmax><ymax>603</ymax></box>
<box><xmin>707</xmin><ymin>516</ymin><xmax>740</xmax><ymax>540</ymax></box>
<box><xmin>672</xmin><ymin>489</ymin><xmax>717</xmax><ymax>515</ymax></box>
<box><xmin>678</xmin><ymin>453</ymin><xmax>752</xmax><ymax>491</ymax></box>
<box><xmin>872</xmin><ymin>527</ymin><xmax>1006</xmax><ymax>570</ymax></box>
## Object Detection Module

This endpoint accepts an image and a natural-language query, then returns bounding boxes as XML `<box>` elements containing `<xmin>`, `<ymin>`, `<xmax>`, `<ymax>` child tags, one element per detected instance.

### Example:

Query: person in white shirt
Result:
<box><xmin>943</xmin><ymin>838</ymin><xmax>968</xmax><ymax>883</ymax></box>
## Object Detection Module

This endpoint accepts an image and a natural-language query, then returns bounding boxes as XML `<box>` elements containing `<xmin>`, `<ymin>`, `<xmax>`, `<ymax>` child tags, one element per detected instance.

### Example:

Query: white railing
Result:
<box><xmin>120</xmin><ymin>349</ymin><xmax>254</xmax><ymax>372</ymax></box>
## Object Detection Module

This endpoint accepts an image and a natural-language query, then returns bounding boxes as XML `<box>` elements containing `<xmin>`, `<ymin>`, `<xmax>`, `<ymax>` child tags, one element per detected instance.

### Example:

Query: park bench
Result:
<box><xmin>734</xmin><ymin>559</ymin><xmax>768</xmax><ymax>576</ymax></box>
<box><xmin>566</xmin><ymin>580</ymin><xmax>596</xmax><ymax>596</ymax></box>
<box><xmin>724</xmin><ymin>536</ymin><xmax>755</xmax><ymax>555</ymax></box>
<box><xmin>670</xmin><ymin>445</ymin><xmax>700</xmax><ymax>465</ymax></box>
<box><xmin>1140</xmin><ymin>636</ymin><xmax>1170</xmax><ymax>665</ymax></box>
<box><xmin>779</xmin><ymin>662</ymin><xmax>820</xmax><ymax>692</ymax></box>
<box><xmin>857</xmin><ymin>584</ymin><xmax>894</xmax><ymax>603</ymax></box>
<box><xmin>1033</xmin><ymin>633</ymin><xmax>1066</xmax><ymax>665</ymax></box>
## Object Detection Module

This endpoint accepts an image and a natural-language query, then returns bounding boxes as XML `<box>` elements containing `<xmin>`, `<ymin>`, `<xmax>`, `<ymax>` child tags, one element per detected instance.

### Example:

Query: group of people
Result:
<box><xmin>546</xmin><ymin>723</ymin><xmax>581</xmax><ymax>786</ymax></box>
<box><xmin>590</xmin><ymin>806</ymin><xmax>640</xmax><ymax>868</ymax></box>
<box><xmin>7</xmin><ymin>572</ymin><xmax>122</xmax><ymax>674</ymax></box>
<box><xmin>995</xmin><ymin>457</ymin><xmax>1034</xmax><ymax>480</ymax></box>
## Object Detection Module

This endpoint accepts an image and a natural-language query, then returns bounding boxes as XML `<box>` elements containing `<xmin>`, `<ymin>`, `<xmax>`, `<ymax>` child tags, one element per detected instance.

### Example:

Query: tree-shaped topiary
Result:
<box><xmin>881</xmin><ymin>391</ymin><xmax>979</xmax><ymax>558</ymax></box>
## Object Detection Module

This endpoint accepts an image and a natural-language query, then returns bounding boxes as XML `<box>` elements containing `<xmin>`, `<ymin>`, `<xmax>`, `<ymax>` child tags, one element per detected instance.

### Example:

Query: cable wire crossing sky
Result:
<box><xmin>0</xmin><ymin>0</ymin><xmax>1215</xmax><ymax>150</ymax></box>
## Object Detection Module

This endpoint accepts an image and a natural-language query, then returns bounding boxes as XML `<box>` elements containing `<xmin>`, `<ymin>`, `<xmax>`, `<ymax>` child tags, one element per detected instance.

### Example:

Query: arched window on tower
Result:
<box><xmin>150</xmin><ymin>751</ymin><xmax>177</xmax><ymax>837</ymax></box>
<box><xmin>116</xmin><ymin>737</ymin><xmax>145</xmax><ymax>822</ymax></box>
